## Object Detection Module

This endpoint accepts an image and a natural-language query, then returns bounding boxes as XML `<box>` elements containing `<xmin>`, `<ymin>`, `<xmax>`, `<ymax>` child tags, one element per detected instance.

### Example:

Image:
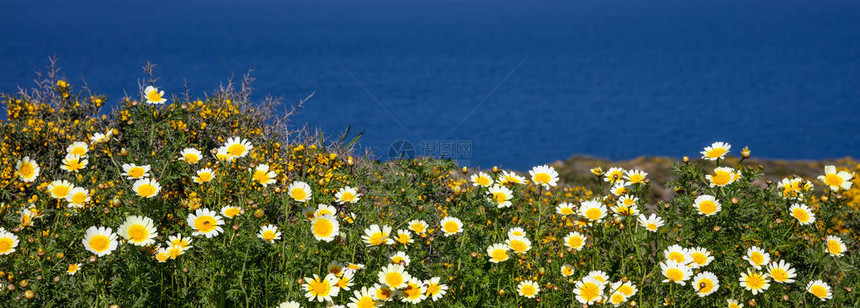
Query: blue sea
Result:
<box><xmin>2</xmin><ymin>0</ymin><xmax>859</xmax><ymax>169</ymax></box>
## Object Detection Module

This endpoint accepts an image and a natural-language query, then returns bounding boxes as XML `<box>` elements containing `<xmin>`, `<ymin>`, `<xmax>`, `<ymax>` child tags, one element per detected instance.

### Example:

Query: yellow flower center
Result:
<box><xmin>291</xmin><ymin>188</ymin><xmax>307</xmax><ymax>201</ymax></box>
<box><xmin>356</xmin><ymin>297</ymin><xmax>375</xmax><ymax>308</ymax></box>
<box><xmin>770</xmin><ymin>268</ymin><xmax>788</xmax><ymax>282</ymax></box>
<box><xmin>426</xmin><ymin>283</ymin><xmax>441</xmax><ymax>296</ymax></box>
<box><xmin>19</xmin><ymin>162</ymin><xmax>34</xmax><ymax>178</ymax></box>
<box><xmin>493</xmin><ymin>192</ymin><xmax>507</xmax><ymax>204</ymax></box>
<box><xmin>67</xmin><ymin>264</ymin><xmax>79</xmax><ymax>273</ymax></box>
<box><xmin>223</xmin><ymin>207</ymin><xmax>240</xmax><ymax>217</ymax></box>
<box><xmin>128</xmin><ymin>167</ymin><xmax>145</xmax><ymax>178</ymax></box>
<box><xmin>562</xmin><ymin>267</ymin><xmax>574</xmax><ymax>276</ymax></box>
<box><xmin>340</xmin><ymin>192</ymin><xmax>355</xmax><ymax>202</ymax></box>
<box><xmin>824</xmin><ymin>174</ymin><xmax>843</xmax><ymax>187</ymax></box>
<box><xmin>827</xmin><ymin>240</ymin><xmax>843</xmax><ymax>255</ymax></box>
<box><xmin>308</xmin><ymin>279</ymin><xmax>331</xmax><ymax>296</ymax></box>
<box><xmin>567</xmin><ymin>236</ymin><xmax>583</xmax><ymax>249</ymax></box>
<box><xmin>475</xmin><ymin>176</ymin><xmax>490</xmax><ymax>186</ymax></box>
<box><xmin>810</xmin><ymin>285</ymin><xmax>828</xmax><ymax>298</ymax></box>
<box><xmin>520</xmin><ymin>285</ymin><xmax>536</xmax><ymax>296</ymax></box>
<box><xmin>147</xmin><ymin>90</ymin><xmax>163</xmax><ymax>102</ymax></box>
<box><xmin>746</xmin><ymin>274</ymin><xmax>764</xmax><ymax>289</ymax></box>
<box><xmin>411</xmin><ymin>224</ymin><xmax>425</xmax><ymax>233</ymax></box>
<box><xmin>792</xmin><ymin>208</ymin><xmax>809</xmax><ymax>223</ymax></box>
<box><xmin>665</xmin><ymin>268</ymin><xmax>684</xmax><ymax>282</ymax></box>
<box><xmin>560</xmin><ymin>208</ymin><xmax>574</xmax><ymax>215</ymax></box>
<box><xmin>691</xmin><ymin>253</ymin><xmax>708</xmax><ymax>266</ymax></box>
<box><xmin>194</xmin><ymin>216</ymin><xmax>218</xmax><ymax>233</ymax></box>
<box><xmin>404</xmin><ymin>283</ymin><xmax>422</xmax><ymax>299</ymax></box>
<box><xmin>610</xmin><ymin>293</ymin><xmax>625</xmax><ymax>305</ymax></box>
<box><xmin>0</xmin><ymin>238</ymin><xmax>14</xmax><ymax>253</ymax></box>
<box><xmin>262</xmin><ymin>230</ymin><xmax>276</xmax><ymax>241</ymax></box>
<box><xmin>585</xmin><ymin>208</ymin><xmax>602</xmax><ymax>220</ymax></box>
<box><xmin>368</xmin><ymin>232</ymin><xmax>386</xmax><ymax>245</ymax></box>
<box><xmin>313</xmin><ymin>219</ymin><xmax>334</xmax><ymax>238</ymax></box>
<box><xmin>227</xmin><ymin>144</ymin><xmax>246</xmax><ymax>157</ymax></box>
<box><xmin>618</xmin><ymin>285</ymin><xmax>633</xmax><ymax>296</ymax></box>
<box><xmin>698</xmin><ymin>200</ymin><xmax>717</xmax><ymax>215</ymax></box>
<box><xmin>510</xmin><ymin>240</ymin><xmax>527</xmax><ymax>252</ymax></box>
<box><xmin>88</xmin><ymin>235</ymin><xmax>110</xmax><ymax>252</ymax></box>
<box><xmin>491</xmin><ymin>249</ymin><xmax>508</xmax><ymax>261</ymax></box>
<box><xmin>696</xmin><ymin>278</ymin><xmax>714</xmax><ymax>293</ymax></box>
<box><xmin>711</xmin><ymin>170</ymin><xmax>732</xmax><ymax>186</ymax></box>
<box><xmin>397</xmin><ymin>234</ymin><xmax>410</xmax><ymax>244</ymax></box>
<box><xmin>197</xmin><ymin>173</ymin><xmax>213</xmax><ymax>182</ymax></box>
<box><xmin>647</xmin><ymin>223</ymin><xmax>657</xmax><ymax>231</ymax></box>
<box><xmin>52</xmin><ymin>185</ymin><xmax>70</xmax><ymax>198</ymax></box>
<box><xmin>385</xmin><ymin>272</ymin><xmax>403</xmax><ymax>287</ymax></box>
<box><xmin>127</xmin><ymin>224</ymin><xmax>149</xmax><ymax>242</ymax></box>
<box><xmin>628</xmin><ymin>174</ymin><xmax>644</xmax><ymax>183</ymax></box>
<box><xmin>443</xmin><ymin>221</ymin><xmax>460</xmax><ymax>234</ymax></box>
<box><xmin>580</xmin><ymin>283</ymin><xmax>600</xmax><ymax>301</ymax></box>
<box><xmin>705</xmin><ymin>148</ymin><xmax>727</xmax><ymax>159</ymax></box>
<box><xmin>137</xmin><ymin>184</ymin><xmax>157</xmax><ymax>197</ymax></box>
<box><xmin>534</xmin><ymin>173</ymin><xmax>551</xmax><ymax>184</ymax></box>
<box><xmin>71</xmin><ymin>192</ymin><xmax>88</xmax><ymax>205</ymax></box>
<box><xmin>668</xmin><ymin>251</ymin><xmax>687</xmax><ymax>263</ymax></box>
<box><xmin>253</xmin><ymin>170</ymin><xmax>269</xmax><ymax>183</ymax></box>
<box><xmin>70</xmin><ymin>147</ymin><xmax>86</xmax><ymax>156</ymax></box>
<box><xmin>184</xmin><ymin>154</ymin><xmax>199</xmax><ymax>164</ymax></box>
<box><xmin>750</xmin><ymin>252</ymin><xmax>764</xmax><ymax>266</ymax></box>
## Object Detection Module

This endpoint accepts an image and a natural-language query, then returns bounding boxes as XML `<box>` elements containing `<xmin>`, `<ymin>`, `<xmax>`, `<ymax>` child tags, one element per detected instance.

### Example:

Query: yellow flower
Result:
<box><xmin>82</xmin><ymin>226</ymin><xmax>118</xmax><ymax>256</ymax></box>
<box><xmin>486</xmin><ymin>243</ymin><xmax>510</xmax><ymax>263</ymax></box>
<box><xmin>311</xmin><ymin>214</ymin><xmax>339</xmax><ymax>242</ymax></box>
<box><xmin>439</xmin><ymin>217</ymin><xmax>463</xmax><ymax>236</ymax></box>
<box><xmin>817</xmin><ymin>165</ymin><xmax>854</xmax><ymax>191</ymax></box>
<box><xmin>516</xmin><ymin>280</ymin><xmax>540</xmax><ymax>298</ymax></box>
<box><xmin>0</xmin><ymin>228</ymin><xmax>20</xmax><ymax>255</ymax></box>
<box><xmin>16</xmin><ymin>157</ymin><xmax>40</xmax><ymax>182</ymax></box>
<box><xmin>132</xmin><ymin>178</ymin><xmax>161</xmax><ymax>198</ymax></box>
<box><xmin>701</xmin><ymin>141</ymin><xmax>731</xmax><ymax>160</ymax></box>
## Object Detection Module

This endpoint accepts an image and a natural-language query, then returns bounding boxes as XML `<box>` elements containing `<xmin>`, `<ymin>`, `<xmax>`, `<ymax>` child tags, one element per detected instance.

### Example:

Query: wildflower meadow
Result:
<box><xmin>0</xmin><ymin>65</ymin><xmax>858</xmax><ymax>307</ymax></box>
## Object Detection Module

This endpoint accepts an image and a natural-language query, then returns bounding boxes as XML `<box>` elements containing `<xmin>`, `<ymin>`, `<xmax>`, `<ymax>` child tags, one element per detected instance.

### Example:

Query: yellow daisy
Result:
<box><xmin>60</xmin><ymin>154</ymin><xmax>87</xmax><ymax>172</ymax></box>
<box><xmin>486</xmin><ymin>243</ymin><xmax>510</xmax><ymax>263</ymax></box>
<box><xmin>144</xmin><ymin>85</ymin><xmax>166</xmax><ymax>104</ymax></box>
<box><xmin>0</xmin><ymin>228</ymin><xmax>20</xmax><ymax>255</ymax></box>
<box><xmin>258</xmin><ymin>225</ymin><xmax>281</xmax><ymax>243</ymax></box>
<box><xmin>408</xmin><ymin>220</ymin><xmax>428</xmax><ymax>234</ymax></box>
<box><xmin>288</xmin><ymin>181</ymin><xmax>312</xmax><ymax>202</ymax></box>
<box><xmin>516</xmin><ymin>280</ymin><xmax>540</xmax><ymax>298</ymax></box>
<box><xmin>178</xmin><ymin>148</ymin><xmax>202</xmax><ymax>164</ymax></box>
<box><xmin>825</xmin><ymin>235</ymin><xmax>847</xmax><ymax>257</ymax></box>
<box><xmin>529</xmin><ymin>164</ymin><xmax>559</xmax><ymax>188</ymax></box>
<box><xmin>817</xmin><ymin>165</ymin><xmax>854</xmax><ymax>191</ymax></box>
<box><xmin>304</xmin><ymin>274</ymin><xmax>340</xmax><ymax>302</ymax></box>
<box><xmin>701</xmin><ymin>141</ymin><xmax>731</xmax><ymax>160</ymax></box>
<box><xmin>66</xmin><ymin>186</ymin><xmax>90</xmax><ymax>208</ymax></box>
<box><xmin>378</xmin><ymin>264</ymin><xmax>411</xmax><ymax>289</ymax></box>
<box><xmin>186</xmin><ymin>208</ymin><xmax>224</xmax><ymax>238</ymax></box>
<box><xmin>789</xmin><ymin>203</ymin><xmax>815</xmax><ymax>225</ymax></box>
<box><xmin>573</xmin><ymin>277</ymin><xmax>604</xmax><ymax>304</ymax></box>
<box><xmin>193</xmin><ymin>168</ymin><xmax>215</xmax><ymax>184</ymax></box>
<box><xmin>335</xmin><ymin>186</ymin><xmax>361</xmax><ymax>204</ymax></box>
<box><xmin>439</xmin><ymin>217</ymin><xmax>464</xmax><ymax>236</ymax></box>
<box><xmin>222</xmin><ymin>136</ymin><xmax>253</xmax><ymax>160</ymax></box>
<box><xmin>739</xmin><ymin>269</ymin><xmax>770</xmax><ymax>295</ymax></box>
<box><xmin>66</xmin><ymin>141</ymin><xmax>89</xmax><ymax>156</ymax></box>
<box><xmin>767</xmin><ymin>260</ymin><xmax>796</xmax><ymax>283</ymax></box>
<box><xmin>47</xmin><ymin>180</ymin><xmax>74</xmax><ymax>200</ymax></box>
<box><xmin>660</xmin><ymin>260</ymin><xmax>692</xmax><ymax>285</ymax></box>
<box><xmin>563</xmin><ymin>231</ymin><xmax>586</xmax><ymax>251</ymax></box>
<box><xmin>806</xmin><ymin>280</ymin><xmax>832</xmax><ymax>301</ymax></box>
<box><xmin>400</xmin><ymin>277</ymin><xmax>426</xmax><ymax>304</ymax></box>
<box><xmin>637</xmin><ymin>213</ymin><xmax>664</xmax><ymax>232</ymax></box>
<box><xmin>693</xmin><ymin>195</ymin><xmax>721</xmax><ymax>216</ymax></box>
<box><xmin>118</xmin><ymin>215</ymin><xmax>158</xmax><ymax>246</ymax></box>
<box><xmin>506</xmin><ymin>235</ymin><xmax>532</xmax><ymax>254</ymax></box>
<box><xmin>347</xmin><ymin>286</ymin><xmax>379</xmax><ymax>308</ymax></box>
<box><xmin>579</xmin><ymin>200</ymin><xmax>607</xmax><ymax>222</ymax></box>
<box><xmin>16</xmin><ymin>157</ymin><xmax>40</xmax><ymax>182</ymax></box>
<box><xmin>121</xmin><ymin>163</ymin><xmax>151</xmax><ymax>180</ymax></box>
<box><xmin>707</xmin><ymin>167</ymin><xmax>741</xmax><ymax>187</ymax></box>
<box><xmin>487</xmin><ymin>185</ymin><xmax>513</xmax><ymax>208</ymax></box>
<box><xmin>311</xmin><ymin>214</ymin><xmax>339</xmax><ymax>242</ymax></box>
<box><xmin>362</xmin><ymin>224</ymin><xmax>393</xmax><ymax>246</ymax></box>
<box><xmin>691</xmin><ymin>271</ymin><xmax>719</xmax><ymax>297</ymax></box>
<box><xmin>424</xmin><ymin>277</ymin><xmax>448</xmax><ymax>301</ymax></box>
<box><xmin>82</xmin><ymin>226</ymin><xmax>119</xmax><ymax>256</ymax></box>
<box><xmin>743</xmin><ymin>246</ymin><xmax>771</xmax><ymax>269</ymax></box>
<box><xmin>67</xmin><ymin>263</ymin><xmax>81</xmax><ymax>275</ymax></box>
<box><xmin>470</xmin><ymin>172</ymin><xmax>493</xmax><ymax>187</ymax></box>
<box><xmin>556</xmin><ymin>202</ymin><xmax>576</xmax><ymax>216</ymax></box>
<box><xmin>132</xmin><ymin>178</ymin><xmax>162</xmax><ymax>198</ymax></box>
<box><xmin>250</xmin><ymin>164</ymin><xmax>276</xmax><ymax>187</ymax></box>
<box><xmin>220</xmin><ymin>205</ymin><xmax>242</xmax><ymax>219</ymax></box>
